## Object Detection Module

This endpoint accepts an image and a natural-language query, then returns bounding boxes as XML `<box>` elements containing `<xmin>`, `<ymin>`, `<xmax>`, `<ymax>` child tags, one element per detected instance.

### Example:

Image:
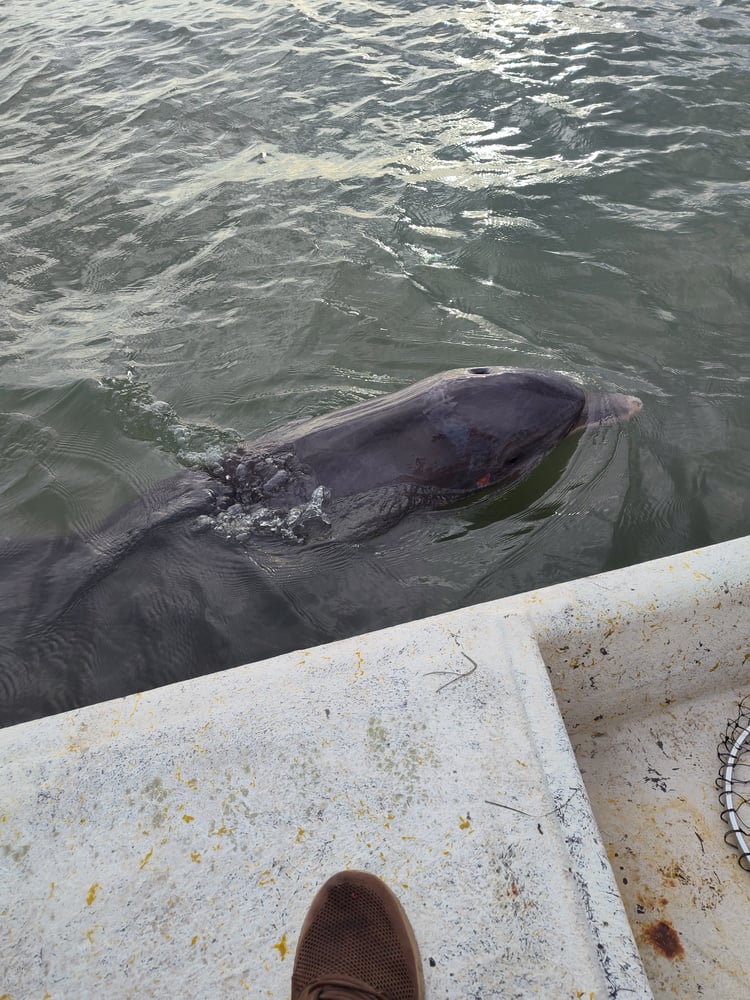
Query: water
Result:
<box><xmin>1</xmin><ymin>0</ymin><xmax>748</xmax><ymax>707</ymax></box>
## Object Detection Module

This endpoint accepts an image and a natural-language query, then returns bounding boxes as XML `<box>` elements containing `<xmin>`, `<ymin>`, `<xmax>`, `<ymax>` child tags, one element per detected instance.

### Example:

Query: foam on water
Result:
<box><xmin>202</xmin><ymin>484</ymin><xmax>332</xmax><ymax>544</ymax></box>
<box><xmin>101</xmin><ymin>374</ymin><xmax>336</xmax><ymax>542</ymax></box>
<box><xmin>99</xmin><ymin>373</ymin><xmax>242</xmax><ymax>468</ymax></box>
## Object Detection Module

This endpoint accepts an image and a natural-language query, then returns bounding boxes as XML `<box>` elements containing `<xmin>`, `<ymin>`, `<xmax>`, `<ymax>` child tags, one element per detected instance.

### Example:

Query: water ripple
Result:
<box><xmin>0</xmin><ymin>0</ymin><xmax>748</xmax><ymax>675</ymax></box>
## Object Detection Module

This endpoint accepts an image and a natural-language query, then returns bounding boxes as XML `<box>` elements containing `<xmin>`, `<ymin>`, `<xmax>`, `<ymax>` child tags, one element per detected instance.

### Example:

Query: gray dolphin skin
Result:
<box><xmin>0</xmin><ymin>367</ymin><xmax>641</xmax><ymax>727</ymax></box>
<box><xmin>251</xmin><ymin>366</ymin><xmax>641</xmax><ymax>499</ymax></box>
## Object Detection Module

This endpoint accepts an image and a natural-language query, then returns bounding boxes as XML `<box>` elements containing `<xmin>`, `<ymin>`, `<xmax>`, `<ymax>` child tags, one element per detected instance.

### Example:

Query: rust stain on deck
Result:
<box><xmin>642</xmin><ymin>919</ymin><xmax>684</xmax><ymax>960</ymax></box>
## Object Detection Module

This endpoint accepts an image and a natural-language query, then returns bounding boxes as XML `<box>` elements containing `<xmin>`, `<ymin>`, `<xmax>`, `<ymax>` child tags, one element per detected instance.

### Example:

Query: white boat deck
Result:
<box><xmin>2</xmin><ymin>536</ymin><xmax>748</xmax><ymax>999</ymax></box>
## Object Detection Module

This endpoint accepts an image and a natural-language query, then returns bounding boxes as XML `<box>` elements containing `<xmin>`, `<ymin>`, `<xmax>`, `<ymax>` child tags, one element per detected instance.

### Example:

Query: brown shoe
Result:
<box><xmin>291</xmin><ymin>870</ymin><xmax>424</xmax><ymax>1000</ymax></box>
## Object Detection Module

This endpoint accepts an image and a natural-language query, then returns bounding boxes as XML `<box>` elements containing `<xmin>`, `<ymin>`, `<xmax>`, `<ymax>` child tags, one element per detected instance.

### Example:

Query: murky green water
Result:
<box><xmin>2</xmin><ymin>0</ymin><xmax>748</xmax><ymax>688</ymax></box>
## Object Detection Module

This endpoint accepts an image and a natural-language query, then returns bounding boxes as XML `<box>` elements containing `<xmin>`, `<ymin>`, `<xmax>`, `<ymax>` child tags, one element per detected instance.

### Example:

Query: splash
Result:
<box><xmin>204</xmin><ymin>484</ymin><xmax>332</xmax><ymax>544</ymax></box>
<box><xmin>101</xmin><ymin>374</ymin><xmax>332</xmax><ymax>544</ymax></box>
<box><xmin>99</xmin><ymin>373</ymin><xmax>242</xmax><ymax>466</ymax></box>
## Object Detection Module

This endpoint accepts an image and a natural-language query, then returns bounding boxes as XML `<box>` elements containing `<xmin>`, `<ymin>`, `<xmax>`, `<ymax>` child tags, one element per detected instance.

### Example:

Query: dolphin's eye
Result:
<box><xmin>508</xmin><ymin>451</ymin><xmax>525</xmax><ymax>465</ymax></box>
<box><xmin>467</xmin><ymin>366</ymin><xmax>490</xmax><ymax>375</ymax></box>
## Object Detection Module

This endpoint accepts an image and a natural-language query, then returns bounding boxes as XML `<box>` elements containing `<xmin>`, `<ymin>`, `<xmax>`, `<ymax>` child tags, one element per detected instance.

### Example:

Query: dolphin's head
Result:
<box><xmin>408</xmin><ymin>366</ymin><xmax>642</xmax><ymax>494</ymax></box>
<box><xmin>249</xmin><ymin>365</ymin><xmax>642</xmax><ymax>506</ymax></box>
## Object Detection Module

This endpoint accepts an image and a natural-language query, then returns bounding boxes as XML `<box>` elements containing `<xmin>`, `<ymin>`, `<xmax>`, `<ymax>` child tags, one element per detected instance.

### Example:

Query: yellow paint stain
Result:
<box><xmin>259</xmin><ymin>870</ymin><xmax>275</xmax><ymax>886</ymax></box>
<box><xmin>191</xmin><ymin>852</ymin><xmax>202</xmax><ymax>863</ymax></box>
<box><xmin>273</xmin><ymin>933</ymin><xmax>288</xmax><ymax>961</ymax></box>
<box><xmin>182</xmin><ymin>814</ymin><xmax>195</xmax><ymax>823</ymax></box>
<box><xmin>603</xmin><ymin>621</ymin><xmax>617</xmax><ymax>638</ymax></box>
<box><xmin>80</xmin><ymin>817</ymin><xmax>86</xmax><ymax>824</ymax></box>
<box><xmin>295</xmin><ymin>828</ymin><xmax>305</xmax><ymax>843</ymax></box>
<box><xmin>459</xmin><ymin>816</ymin><xmax>471</xmax><ymax>831</ymax></box>
<box><xmin>353</xmin><ymin>649</ymin><xmax>365</xmax><ymax>679</ymax></box>
<box><xmin>86</xmin><ymin>882</ymin><xmax>100</xmax><ymax>905</ymax></box>
<box><xmin>49</xmin><ymin>881</ymin><xmax>55</xmax><ymax>898</ymax></box>
<box><xmin>139</xmin><ymin>847</ymin><xmax>154</xmax><ymax>870</ymax></box>
<box><xmin>516</xmin><ymin>759</ymin><xmax>527</xmax><ymax>767</ymax></box>
<box><xmin>191</xmin><ymin>935</ymin><xmax>199</xmax><ymax>946</ymax></box>
<box><xmin>176</xmin><ymin>769</ymin><xmax>199</xmax><ymax>791</ymax></box>
<box><xmin>86</xmin><ymin>927</ymin><xmax>97</xmax><ymax>944</ymax></box>
<box><xmin>709</xmin><ymin>661</ymin><xmax>720</xmax><ymax>672</ymax></box>
<box><xmin>1</xmin><ymin>814</ymin><xmax>6</xmax><ymax>822</ymax></box>
<box><xmin>212</xmin><ymin>825</ymin><xmax>232</xmax><ymax>836</ymax></box>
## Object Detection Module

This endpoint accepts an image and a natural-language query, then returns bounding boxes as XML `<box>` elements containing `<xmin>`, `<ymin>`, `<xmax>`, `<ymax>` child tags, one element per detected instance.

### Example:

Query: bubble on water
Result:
<box><xmin>192</xmin><ymin>515</ymin><xmax>214</xmax><ymax>533</ymax></box>
<box><xmin>264</xmin><ymin>468</ymin><xmax>289</xmax><ymax>492</ymax></box>
<box><xmin>100</xmin><ymin>375</ymin><xmax>334</xmax><ymax>545</ymax></box>
<box><xmin>211</xmin><ymin>484</ymin><xmax>332</xmax><ymax>544</ymax></box>
<box><xmin>99</xmin><ymin>374</ymin><xmax>242</xmax><ymax>467</ymax></box>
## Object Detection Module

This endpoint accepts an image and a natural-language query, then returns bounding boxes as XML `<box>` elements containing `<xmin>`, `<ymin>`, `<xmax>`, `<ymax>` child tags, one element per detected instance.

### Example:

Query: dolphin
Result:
<box><xmin>0</xmin><ymin>367</ymin><xmax>641</xmax><ymax>726</ymax></box>
<box><xmin>210</xmin><ymin>366</ymin><xmax>641</xmax><ymax>540</ymax></box>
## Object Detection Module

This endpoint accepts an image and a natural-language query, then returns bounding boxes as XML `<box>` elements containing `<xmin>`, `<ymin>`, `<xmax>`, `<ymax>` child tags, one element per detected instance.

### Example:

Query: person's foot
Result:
<box><xmin>291</xmin><ymin>870</ymin><xmax>424</xmax><ymax>1000</ymax></box>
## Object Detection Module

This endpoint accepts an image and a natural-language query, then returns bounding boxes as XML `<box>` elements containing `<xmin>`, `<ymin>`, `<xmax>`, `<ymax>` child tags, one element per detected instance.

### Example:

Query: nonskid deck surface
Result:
<box><xmin>529</xmin><ymin>541</ymin><xmax>750</xmax><ymax>997</ymax></box>
<box><xmin>2</xmin><ymin>536</ymin><xmax>747</xmax><ymax>998</ymax></box>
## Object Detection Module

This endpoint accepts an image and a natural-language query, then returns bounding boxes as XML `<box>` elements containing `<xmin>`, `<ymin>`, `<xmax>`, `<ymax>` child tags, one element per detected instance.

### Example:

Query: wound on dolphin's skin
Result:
<box><xmin>0</xmin><ymin>366</ymin><xmax>642</xmax><ymax>727</ymax></box>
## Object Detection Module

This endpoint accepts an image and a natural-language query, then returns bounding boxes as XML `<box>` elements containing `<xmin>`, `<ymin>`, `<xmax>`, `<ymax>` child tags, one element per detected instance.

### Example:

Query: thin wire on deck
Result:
<box><xmin>717</xmin><ymin>696</ymin><xmax>750</xmax><ymax>872</ymax></box>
